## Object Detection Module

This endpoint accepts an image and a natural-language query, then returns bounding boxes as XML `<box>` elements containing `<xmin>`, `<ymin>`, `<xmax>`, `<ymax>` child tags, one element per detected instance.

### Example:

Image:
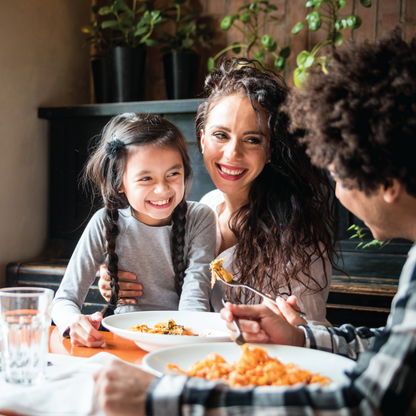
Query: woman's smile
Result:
<box><xmin>216</xmin><ymin>163</ymin><xmax>248</xmax><ymax>181</ymax></box>
<box><xmin>200</xmin><ymin>94</ymin><xmax>269</xmax><ymax>198</ymax></box>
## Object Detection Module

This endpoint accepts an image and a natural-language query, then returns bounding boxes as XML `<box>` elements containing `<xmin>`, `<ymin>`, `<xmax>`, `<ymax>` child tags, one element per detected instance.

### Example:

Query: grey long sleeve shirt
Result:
<box><xmin>52</xmin><ymin>201</ymin><xmax>216</xmax><ymax>335</ymax></box>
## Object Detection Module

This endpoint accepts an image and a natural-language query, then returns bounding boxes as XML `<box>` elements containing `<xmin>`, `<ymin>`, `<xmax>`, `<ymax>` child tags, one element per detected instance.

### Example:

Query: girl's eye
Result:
<box><xmin>168</xmin><ymin>172</ymin><xmax>180</xmax><ymax>177</ymax></box>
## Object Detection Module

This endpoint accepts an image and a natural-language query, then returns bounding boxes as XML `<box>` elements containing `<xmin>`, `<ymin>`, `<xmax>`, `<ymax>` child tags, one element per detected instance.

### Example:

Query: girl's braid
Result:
<box><xmin>101</xmin><ymin>207</ymin><xmax>120</xmax><ymax>318</ymax></box>
<box><xmin>171</xmin><ymin>198</ymin><xmax>188</xmax><ymax>296</ymax></box>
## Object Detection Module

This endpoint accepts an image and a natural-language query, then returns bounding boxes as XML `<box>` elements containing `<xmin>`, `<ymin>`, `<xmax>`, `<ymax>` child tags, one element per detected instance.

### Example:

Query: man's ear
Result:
<box><xmin>383</xmin><ymin>179</ymin><xmax>402</xmax><ymax>204</ymax></box>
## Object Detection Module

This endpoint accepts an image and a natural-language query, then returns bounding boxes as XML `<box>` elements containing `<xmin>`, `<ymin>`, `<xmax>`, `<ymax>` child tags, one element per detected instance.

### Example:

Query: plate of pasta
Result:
<box><xmin>143</xmin><ymin>342</ymin><xmax>356</xmax><ymax>386</ymax></box>
<box><xmin>102</xmin><ymin>311</ymin><xmax>230</xmax><ymax>351</ymax></box>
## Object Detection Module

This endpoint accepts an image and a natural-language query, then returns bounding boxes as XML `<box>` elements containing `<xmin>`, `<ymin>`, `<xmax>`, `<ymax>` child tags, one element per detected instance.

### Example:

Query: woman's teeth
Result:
<box><xmin>149</xmin><ymin>198</ymin><xmax>170</xmax><ymax>206</ymax></box>
<box><xmin>219</xmin><ymin>165</ymin><xmax>245</xmax><ymax>176</ymax></box>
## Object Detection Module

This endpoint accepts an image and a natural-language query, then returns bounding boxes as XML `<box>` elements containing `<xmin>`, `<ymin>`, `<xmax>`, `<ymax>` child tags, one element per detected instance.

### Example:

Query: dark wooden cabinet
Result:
<box><xmin>6</xmin><ymin>99</ymin><xmax>410</xmax><ymax>326</ymax></box>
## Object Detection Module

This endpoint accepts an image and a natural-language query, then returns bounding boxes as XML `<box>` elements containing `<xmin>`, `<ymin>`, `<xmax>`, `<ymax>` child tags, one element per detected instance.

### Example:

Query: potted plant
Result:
<box><xmin>208</xmin><ymin>0</ymin><xmax>290</xmax><ymax>73</ymax></box>
<box><xmin>97</xmin><ymin>0</ymin><xmax>163</xmax><ymax>102</ymax></box>
<box><xmin>82</xmin><ymin>5</ymin><xmax>112</xmax><ymax>103</ymax></box>
<box><xmin>291</xmin><ymin>0</ymin><xmax>372</xmax><ymax>87</ymax></box>
<box><xmin>158</xmin><ymin>0</ymin><xmax>211</xmax><ymax>99</ymax></box>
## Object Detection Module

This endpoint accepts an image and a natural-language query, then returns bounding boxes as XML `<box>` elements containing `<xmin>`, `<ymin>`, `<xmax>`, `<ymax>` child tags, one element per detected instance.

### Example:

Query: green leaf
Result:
<box><xmin>327</xmin><ymin>31</ymin><xmax>343</xmax><ymax>46</ymax></box>
<box><xmin>349</xmin><ymin>234</ymin><xmax>358</xmax><ymax>239</ymax></box>
<box><xmin>297</xmin><ymin>50</ymin><xmax>315</xmax><ymax>68</ymax></box>
<box><xmin>305</xmin><ymin>0</ymin><xmax>314</xmax><ymax>7</ymax></box>
<box><xmin>355</xmin><ymin>242</ymin><xmax>364</xmax><ymax>249</ymax></box>
<box><xmin>253</xmin><ymin>49</ymin><xmax>265</xmax><ymax>61</ymax></box>
<box><xmin>279</xmin><ymin>45</ymin><xmax>291</xmax><ymax>58</ymax></box>
<box><xmin>312</xmin><ymin>0</ymin><xmax>322</xmax><ymax>9</ymax></box>
<box><xmin>347</xmin><ymin>15</ymin><xmax>362</xmax><ymax>29</ymax></box>
<box><xmin>267</xmin><ymin>4</ymin><xmax>278</xmax><ymax>10</ymax></box>
<box><xmin>220</xmin><ymin>15</ymin><xmax>235</xmax><ymax>31</ymax></box>
<box><xmin>232</xmin><ymin>42</ymin><xmax>241</xmax><ymax>54</ymax></box>
<box><xmin>238</xmin><ymin>4</ymin><xmax>250</xmax><ymax>11</ymax></box>
<box><xmin>239</xmin><ymin>11</ymin><xmax>251</xmax><ymax>23</ymax></box>
<box><xmin>293</xmin><ymin>67</ymin><xmax>309</xmax><ymax>88</ymax></box>
<box><xmin>98</xmin><ymin>6</ymin><xmax>113</xmax><ymax>15</ymax></box>
<box><xmin>101</xmin><ymin>20</ymin><xmax>119</xmax><ymax>29</ymax></box>
<box><xmin>360</xmin><ymin>0</ymin><xmax>372</xmax><ymax>7</ymax></box>
<box><xmin>336</xmin><ymin>0</ymin><xmax>347</xmax><ymax>9</ymax></box>
<box><xmin>144</xmin><ymin>39</ymin><xmax>159</xmax><ymax>47</ymax></box>
<box><xmin>261</xmin><ymin>34</ymin><xmax>275</xmax><ymax>48</ymax></box>
<box><xmin>306</xmin><ymin>11</ymin><xmax>321</xmax><ymax>21</ymax></box>
<box><xmin>274</xmin><ymin>56</ymin><xmax>286</xmax><ymax>71</ymax></box>
<box><xmin>347</xmin><ymin>224</ymin><xmax>358</xmax><ymax>231</ymax></box>
<box><xmin>134</xmin><ymin>26</ymin><xmax>148</xmax><ymax>36</ymax></box>
<box><xmin>182</xmin><ymin>38</ymin><xmax>194</xmax><ymax>49</ymax></box>
<box><xmin>207</xmin><ymin>57</ymin><xmax>215</xmax><ymax>72</ymax></box>
<box><xmin>292</xmin><ymin>22</ymin><xmax>304</xmax><ymax>34</ymax></box>
<box><xmin>335</xmin><ymin>19</ymin><xmax>346</xmax><ymax>31</ymax></box>
<box><xmin>308</xmin><ymin>18</ymin><xmax>322</xmax><ymax>31</ymax></box>
<box><xmin>267</xmin><ymin>41</ymin><xmax>277</xmax><ymax>52</ymax></box>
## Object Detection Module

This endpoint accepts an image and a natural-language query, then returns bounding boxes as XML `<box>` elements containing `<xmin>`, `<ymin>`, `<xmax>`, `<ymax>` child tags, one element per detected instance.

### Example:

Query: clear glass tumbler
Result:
<box><xmin>0</xmin><ymin>287</ymin><xmax>54</xmax><ymax>385</ymax></box>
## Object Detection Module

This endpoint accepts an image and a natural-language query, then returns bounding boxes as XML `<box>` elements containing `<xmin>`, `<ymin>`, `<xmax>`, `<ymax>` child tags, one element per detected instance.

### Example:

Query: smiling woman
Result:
<box><xmin>195</xmin><ymin>58</ymin><xmax>341</xmax><ymax>325</ymax></box>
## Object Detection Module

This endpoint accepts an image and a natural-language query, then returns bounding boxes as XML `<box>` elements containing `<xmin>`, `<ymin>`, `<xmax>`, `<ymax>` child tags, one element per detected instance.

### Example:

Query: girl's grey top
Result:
<box><xmin>51</xmin><ymin>201</ymin><xmax>216</xmax><ymax>335</ymax></box>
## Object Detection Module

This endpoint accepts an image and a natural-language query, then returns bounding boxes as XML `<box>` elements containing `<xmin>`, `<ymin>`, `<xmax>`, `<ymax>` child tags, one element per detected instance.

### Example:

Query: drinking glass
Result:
<box><xmin>0</xmin><ymin>287</ymin><xmax>54</xmax><ymax>385</ymax></box>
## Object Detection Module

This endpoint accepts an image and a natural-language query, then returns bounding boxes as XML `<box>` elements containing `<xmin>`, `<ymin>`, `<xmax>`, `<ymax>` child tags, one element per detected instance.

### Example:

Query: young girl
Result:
<box><xmin>51</xmin><ymin>113</ymin><xmax>216</xmax><ymax>347</ymax></box>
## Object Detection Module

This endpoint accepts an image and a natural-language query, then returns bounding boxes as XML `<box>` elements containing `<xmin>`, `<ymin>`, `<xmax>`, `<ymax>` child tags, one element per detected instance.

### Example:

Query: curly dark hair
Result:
<box><xmin>286</xmin><ymin>28</ymin><xmax>416</xmax><ymax>197</ymax></box>
<box><xmin>196</xmin><ymin>58</ymin><xmax>340</xmax><ymax>303</ymax></box>
<box><xmin>84</xmin><ymin>113</ymin><xmax>192</xmax><ymax>318</ymax></box>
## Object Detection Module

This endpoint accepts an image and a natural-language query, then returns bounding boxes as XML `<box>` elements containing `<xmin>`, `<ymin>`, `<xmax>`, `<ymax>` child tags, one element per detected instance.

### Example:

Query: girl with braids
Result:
<box><xmin>51</xmin><ymin>113</ymin><xmax>216</xmax><ymax>347</ymax></box>
<box><xmin>98</xmin><ymin>58</ymin><xmax>339</xmax><ymax>327</ymax></box>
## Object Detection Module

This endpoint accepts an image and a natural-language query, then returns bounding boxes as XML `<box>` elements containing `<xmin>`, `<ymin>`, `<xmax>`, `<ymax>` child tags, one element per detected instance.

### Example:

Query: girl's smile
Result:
<box><xmin>120</xmin><ymin>145</ymin><xmax>185</xmax><ymax>226</ymax></box>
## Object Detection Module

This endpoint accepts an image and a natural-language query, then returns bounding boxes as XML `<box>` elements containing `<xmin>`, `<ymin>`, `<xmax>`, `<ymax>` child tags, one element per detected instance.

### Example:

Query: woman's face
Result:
<box><xmin>200</xmin><ymin>94</ymin><xmax>269</xmax><ymax>199</ymax></box>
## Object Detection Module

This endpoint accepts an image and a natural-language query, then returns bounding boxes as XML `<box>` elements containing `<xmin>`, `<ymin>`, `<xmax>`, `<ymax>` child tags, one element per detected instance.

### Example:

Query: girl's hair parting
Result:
<box><xmin>196</xmin><ymin>58</ymin><xmax>340</xmax><ymax>303</ymax></box>
<box><xmin>83</xmin><ymin>113</ymin><xmax>193</xmax><ymax>318</ymax></box>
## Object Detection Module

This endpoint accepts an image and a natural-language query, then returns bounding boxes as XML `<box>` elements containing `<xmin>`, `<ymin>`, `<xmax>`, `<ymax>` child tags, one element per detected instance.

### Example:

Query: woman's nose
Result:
<box><xmin>224</xmin><ymin>138</ymin><xmax>243</xmax><ymax>161</ymax></box>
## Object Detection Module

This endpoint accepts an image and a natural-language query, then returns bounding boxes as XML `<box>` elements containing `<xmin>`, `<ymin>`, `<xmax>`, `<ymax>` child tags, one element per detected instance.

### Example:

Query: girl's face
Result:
<box><xmin>200</xmin><ymin>94</ymin><xmax>269</xmax><ymax>199</ymax></box>
<box><xmin>120</xmin><ymin>145</ymin><xmax>185</xmax><ymax>226</ymax></box>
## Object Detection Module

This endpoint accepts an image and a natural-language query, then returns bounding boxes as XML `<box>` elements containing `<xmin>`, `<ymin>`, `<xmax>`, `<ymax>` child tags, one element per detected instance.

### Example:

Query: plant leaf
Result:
<box><xmin>101</xmin><ymin>20</ymin><xmax>119</xmax><ymax>29</ymax></box>
<box><xmin>144</xmin><ymin>39</ymin><xmax>159</xmax><ymax>47</ymax></box>
<box><xmin>360</xmin><ymin>0</ymin><xmax>371</xmax><ymax>7</ymax></box>
<box><xmin>292</xmin><ymin>22</ymin><xmax>304</xmax><ymax>34</ymax></box>
<box><xmin>279</xmin><ymin>46</ymin><xmax>291</xmax><ymax>58</ymax></box>
<box><xmin>207</xmin><ymin>57</ymin><xmax>215</xmax><ymax>72</ymax></box>
<box><xmin>293</xmin><ymin>67</ymin><xmax>308</xmax><ymax>88</ymax></box>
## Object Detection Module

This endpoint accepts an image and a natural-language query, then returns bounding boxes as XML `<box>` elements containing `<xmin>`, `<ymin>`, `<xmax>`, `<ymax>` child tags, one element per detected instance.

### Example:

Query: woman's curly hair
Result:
<box><xmin>286</xmin><ymin>28</ymin><xmax>416</xmax><ymax>197</ymax></box>
<box><xmin>196</xmin><ymin>58</ymin><xmax>340</xmax><ymax>303</ymax></box>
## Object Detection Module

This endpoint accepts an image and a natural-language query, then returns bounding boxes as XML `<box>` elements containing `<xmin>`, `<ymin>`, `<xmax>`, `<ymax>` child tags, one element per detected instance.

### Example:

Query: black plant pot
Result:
<box><xmin>91</xmin><ymin>58</ymin><xmax>112</xmax><ymax>104</ymax></box>
<box><xmin>109</xmin><ymin>46</ymin><xmax>147</xmax><ymax>102</ymax></box>
<box><xmin>163</xmin><ymin>51</ymin><xmax>201</xmax><ymax>100</ymax></box>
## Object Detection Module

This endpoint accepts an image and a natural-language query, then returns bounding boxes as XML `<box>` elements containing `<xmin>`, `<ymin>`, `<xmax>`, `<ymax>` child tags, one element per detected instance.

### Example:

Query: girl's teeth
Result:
<box><xmin>220</xmin><ymin>166</ymin><xmax>245</xmax><ymax>176</ymax></box>
<box><xmin>150</xmin><ymin>199</ymin><xmax>170</xmax><ymax>205</ymax></box>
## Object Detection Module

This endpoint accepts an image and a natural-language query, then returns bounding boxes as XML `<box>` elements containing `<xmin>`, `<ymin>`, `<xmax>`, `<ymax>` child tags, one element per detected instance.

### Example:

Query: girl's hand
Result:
<box><xmin>264</xmin><ymin>296</ymin><xmax>307</xmax><ymax>326</ymax></box>
<box><xmin>220</xmin><ymin>303</ymin><xmax>305</xmax><ymax>347</ymax></box>
<box><xmin>98</xmin><ymin>266</ymin><xmax>143</xmax><ymax>305</ymax></box>
<box><xmin>69</xmin><ymin>312</ymin><xmax>105</xmax><ymax>348</ymax></box>
<box><xmin>94</xmin><ymin>359</ymin><xmax>155</xmax><ymax>416</ymax></box>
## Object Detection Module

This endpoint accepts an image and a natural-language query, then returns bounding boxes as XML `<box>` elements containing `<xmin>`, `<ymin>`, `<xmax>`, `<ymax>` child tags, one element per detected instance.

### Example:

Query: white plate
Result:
<box><xmin>143</xmin><ymin>342</ymin><xmax>356</xmax><ymax>386</ymax></box>
<box><xmin>102</xmin><ymin>311</ymin><xmax>231</xmax><ymax>351</ymax></box>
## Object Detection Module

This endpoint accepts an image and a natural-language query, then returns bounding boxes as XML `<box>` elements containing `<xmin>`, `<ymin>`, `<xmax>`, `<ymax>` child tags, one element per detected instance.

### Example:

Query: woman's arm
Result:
<box><xmin>98</xmin><ymin>266</ymin><xmax>143</xmax><ymax>304</ymax></box>
<box><xmin>178</xmin><ymin>203</ymin><xmax>217</xmax><ymax>312</ymax></box>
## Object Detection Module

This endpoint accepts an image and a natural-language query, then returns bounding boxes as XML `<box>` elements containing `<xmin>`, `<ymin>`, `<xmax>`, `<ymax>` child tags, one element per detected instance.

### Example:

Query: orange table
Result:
<box><xmin>48</xmin><ymin>325</ymin><xmax>148</xmax><ymax>365</ymax></box>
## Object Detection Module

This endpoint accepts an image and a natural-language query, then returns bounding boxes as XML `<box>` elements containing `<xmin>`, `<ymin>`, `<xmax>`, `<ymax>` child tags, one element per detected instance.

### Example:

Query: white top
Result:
<box><xmin>200</xmin><ymin>189</ymin><xmax>332</xmax><ymax>326</ymax></box>
<box><xmin>52</xmin><ymin>201</ymin><xmax>217</xmax><ymax>335</ymax></box>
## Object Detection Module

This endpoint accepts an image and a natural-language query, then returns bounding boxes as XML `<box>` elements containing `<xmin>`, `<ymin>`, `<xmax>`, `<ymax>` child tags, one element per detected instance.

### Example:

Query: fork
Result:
<box><xmin>214</xmin><ymin>270</ymin><xmax>306</xmax><ymax>318</ymax></box>
<box><xmin>222</xmin><ymin>298</ymin><xmax>246</xmax><ymax>345</ymax></box>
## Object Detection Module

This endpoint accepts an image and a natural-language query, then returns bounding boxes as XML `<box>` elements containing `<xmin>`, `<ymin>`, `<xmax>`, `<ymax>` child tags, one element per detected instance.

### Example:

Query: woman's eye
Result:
<box><xmin>139</xmin><ymin>177</ymin><xmax>151</xmax><ymax>182</ymax></box>
<box><xmin>247</xmin><ymin>137</ymin><xmax>261</xmax><ymax>144</ymax></box>
<box><xmin>213</xmin><ymin>132</ymin><xmax>228</xmax><ymax>140</ymax></box>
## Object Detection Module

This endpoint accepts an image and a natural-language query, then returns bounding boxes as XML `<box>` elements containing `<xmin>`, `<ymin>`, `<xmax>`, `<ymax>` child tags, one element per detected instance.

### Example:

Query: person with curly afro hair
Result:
<box><xmin>94</xmin><ymin>29</ymin><xmax>416</xmax><ymax>416</ymax></box>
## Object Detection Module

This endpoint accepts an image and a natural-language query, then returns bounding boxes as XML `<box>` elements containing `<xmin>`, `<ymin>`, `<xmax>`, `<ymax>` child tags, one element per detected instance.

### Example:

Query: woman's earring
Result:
<box><xmin>267</xmin><ymin>159</ymin><xmax>271</xmax><ymax>163</ymax></box>
<box><xmin>201</xmin><ymin>148</ymin><xmax>204</xmax><ymax>155</ymax></box>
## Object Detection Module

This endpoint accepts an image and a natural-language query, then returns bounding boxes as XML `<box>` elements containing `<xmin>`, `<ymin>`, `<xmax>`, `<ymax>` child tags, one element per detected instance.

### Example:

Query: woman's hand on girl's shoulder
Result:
<box><xmin>98</xmin><ymin>266</ymin><xmax>143</xmax><ymax>304</ymax></box>
<box><xmin>69</xmin><ymin>312</ymin><xmax>105</xmax><ymax>348</ymax></box>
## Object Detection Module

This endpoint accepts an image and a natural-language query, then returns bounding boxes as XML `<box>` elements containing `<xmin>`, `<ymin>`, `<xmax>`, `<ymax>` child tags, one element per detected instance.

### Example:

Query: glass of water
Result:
<box><xmin>0</xmin><ymin>287</ymin><xmax>54</xmax><ymax>385</ymax></box>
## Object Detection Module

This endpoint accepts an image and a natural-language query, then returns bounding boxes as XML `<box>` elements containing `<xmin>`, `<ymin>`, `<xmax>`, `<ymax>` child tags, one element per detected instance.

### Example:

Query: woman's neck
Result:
<box><xmin>222</xmin><ymin>188</ymin><xmax>249</xmax><ymax>214</ymax></box>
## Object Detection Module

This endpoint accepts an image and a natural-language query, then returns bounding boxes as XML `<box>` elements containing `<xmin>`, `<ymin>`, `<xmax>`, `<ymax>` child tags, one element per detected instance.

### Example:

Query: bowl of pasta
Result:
<box><xmin>102</xmin><ymin>311</ymin><xmax>231</xmax><ymax>351</ymax></box>
<box><xmin>143</xmin><ymin>342</ymin><xmax>356</xmax><ymax>386</ymax></box>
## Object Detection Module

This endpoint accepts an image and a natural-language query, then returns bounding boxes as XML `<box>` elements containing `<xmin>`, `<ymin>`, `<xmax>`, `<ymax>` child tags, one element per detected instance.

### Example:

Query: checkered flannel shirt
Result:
<box><xmin>146</xmin><ymin>243</ymin><xmax>416</xmax><ymax>416</ymax></box>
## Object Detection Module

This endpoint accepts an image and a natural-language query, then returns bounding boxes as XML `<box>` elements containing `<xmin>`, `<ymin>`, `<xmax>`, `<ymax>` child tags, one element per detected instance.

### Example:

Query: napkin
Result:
<box><xmin>0</xmin><ymin>352</ymin><xmax>114</xmax><ymax>416</ymax></box>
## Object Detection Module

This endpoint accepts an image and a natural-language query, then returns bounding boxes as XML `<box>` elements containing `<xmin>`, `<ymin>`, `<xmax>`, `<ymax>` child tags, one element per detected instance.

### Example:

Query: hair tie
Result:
<box><xmin>107</xmin><ymin>303</ymin><xmax>117</xmax><ymax>311</ymax></box>
<box><xmin>106</xmin><ymin>139</ymin><xmax>125</xmax><ymax>160</ymax></box>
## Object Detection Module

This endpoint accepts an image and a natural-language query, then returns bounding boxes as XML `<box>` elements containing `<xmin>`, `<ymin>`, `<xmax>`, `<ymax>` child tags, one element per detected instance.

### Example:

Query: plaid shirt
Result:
<box><xmin>146</xmin><ymin>243</ymin><xmax>416</xmax><ymax>416</ymax></box>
